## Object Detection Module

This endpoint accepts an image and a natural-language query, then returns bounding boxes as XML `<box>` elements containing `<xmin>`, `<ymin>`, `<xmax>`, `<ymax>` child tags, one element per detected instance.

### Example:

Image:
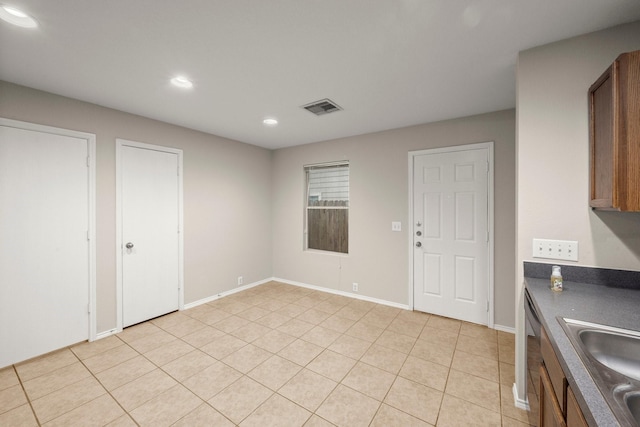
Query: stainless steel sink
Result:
<box><xmin>560</xmin><ymin>318</ymin><xmax>640</xmax><ymax>426</ymax></box>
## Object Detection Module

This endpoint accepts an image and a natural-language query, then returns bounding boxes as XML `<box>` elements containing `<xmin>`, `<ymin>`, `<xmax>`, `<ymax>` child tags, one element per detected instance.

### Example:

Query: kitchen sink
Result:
<box><xmin>560</xmin><ymin>318</ymin><xmax>640</xmax><ymax>426</ymax></box>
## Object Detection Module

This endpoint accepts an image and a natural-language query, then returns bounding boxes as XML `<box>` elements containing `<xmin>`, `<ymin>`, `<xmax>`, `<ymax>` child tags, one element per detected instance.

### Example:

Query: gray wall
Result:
<box><xmin>514</xmin><ymin>20</ymin><xmax>640</xmax><ymax>401</ymax></box>
<box><xmin>272</xmin><ymin>109</ymin><xmax>516</xmax><ymax>329</ymax></box>
<box><xmin>0</xmin><ymin>81</ymin><xmax>273</xmax><ymax>333</ymax></box>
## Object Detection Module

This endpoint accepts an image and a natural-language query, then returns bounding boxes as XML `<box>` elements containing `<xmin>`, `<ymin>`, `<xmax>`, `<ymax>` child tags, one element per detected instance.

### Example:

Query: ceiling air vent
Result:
<box><xmin>301</xmin><ymin>98</ymin><xmax>343</xmax><ymax>116</ymax></box>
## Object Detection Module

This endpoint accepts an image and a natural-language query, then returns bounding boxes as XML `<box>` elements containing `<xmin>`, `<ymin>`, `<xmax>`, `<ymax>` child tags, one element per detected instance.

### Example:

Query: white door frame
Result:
<box><xmin>408</xmin><ymin>142</ymin><xmax>495</xmax><ymax>328</ymax></box>
<box><xmin>115</xmin><ymin>139</ymin><xmax>184</xmax><ymax>331</ymax></box>
<box><xmin>0</xmin><ymin>117</ymin><xmax>97</xmax><ymax>341</ymax></box>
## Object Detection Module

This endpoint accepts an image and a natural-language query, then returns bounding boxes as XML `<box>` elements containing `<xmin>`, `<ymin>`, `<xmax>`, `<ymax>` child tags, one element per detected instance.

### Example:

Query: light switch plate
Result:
<box><xmin>391</xmin><ymin>221</ymin><xmax>402</xmax><ymax>232</ymax></box>
<box><xmin>532</xmin><ymin>238</ymin><xmax>578</xmax><ymax>261</ymax></box>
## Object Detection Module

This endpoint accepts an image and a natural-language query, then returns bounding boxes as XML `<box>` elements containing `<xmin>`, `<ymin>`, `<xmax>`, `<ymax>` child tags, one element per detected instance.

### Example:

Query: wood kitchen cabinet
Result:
<box><xmin>589</xmin><ymin>50</ymin><xmax>640</xmax><ymax>211</ymax></box>
<box><xmin>540</xmin><ymin>327</ymin><xmax>588</xmax><ymax>427</ymax></box>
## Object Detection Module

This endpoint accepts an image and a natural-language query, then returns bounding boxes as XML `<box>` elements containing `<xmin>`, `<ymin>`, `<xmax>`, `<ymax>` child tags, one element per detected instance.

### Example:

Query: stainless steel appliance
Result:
<box><xmin>524</xmin><ymin>287</ymin><xmax>542</xmax><ymax>419</ymax></box>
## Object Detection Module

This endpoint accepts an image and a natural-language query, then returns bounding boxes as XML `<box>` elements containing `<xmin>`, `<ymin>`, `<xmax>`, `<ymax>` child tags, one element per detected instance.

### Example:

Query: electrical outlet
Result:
<box><xmin>352</xmin><ymin>282</ymin><xmax>359</xmax><ymax>292</ymax></box>
<box><xmin>532</xmin><ymin>239</ymin><xmax>578</xmax><ymax>261</ymax></box>
<box><xmin>391</xmin><ymin>221</ymin><xmax>402</xmax><ymax>232</ymax></box>
<box><xmin>237</xmin><ymin>276</ymin><xmax>243</xmax><ymax>286</ymax></box>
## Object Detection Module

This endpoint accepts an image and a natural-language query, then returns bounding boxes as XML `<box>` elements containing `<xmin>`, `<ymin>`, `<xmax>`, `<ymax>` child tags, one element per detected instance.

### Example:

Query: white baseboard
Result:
<box><xmin>513</xmin><ymin>383</ymin><xmax>530</xmax><ymax>410</ymax></box>
<box><xmin>494</xmin><ymin>324</ymin><xmax>516</xmax><ymax>334</ymax></box>
<box><xmin>182</xmin><ymin>278</ymin><xmax>272</xmax><ymax>310</ymax></box>
<box><xmin>94</xmin><ymin>327</ymin><xmax>121</xmax><ymax>341</ymax></box>
<box><xmin>272</xmin><ymin>277</ymin><xmax>410</xmax><ymax>310</ymax></box>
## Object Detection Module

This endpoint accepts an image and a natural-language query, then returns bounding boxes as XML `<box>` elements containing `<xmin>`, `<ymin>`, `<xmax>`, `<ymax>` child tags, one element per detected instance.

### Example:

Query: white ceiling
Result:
<box><xmin>1</xmin><ymin>1</ymin><xmax>640</xmax><ymax>149</ymax></box>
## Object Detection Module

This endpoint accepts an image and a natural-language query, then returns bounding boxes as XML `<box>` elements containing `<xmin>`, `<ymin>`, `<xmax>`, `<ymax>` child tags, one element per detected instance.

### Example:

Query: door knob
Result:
<box><xmin>125</xmin><ymin>242</ymin><xmax>134</xmax><ymax>249</ymax></box>
<box><xmin>415</xmin><ymin>242</ymin><xmax>422</xmax><ymax>247</ymax></box>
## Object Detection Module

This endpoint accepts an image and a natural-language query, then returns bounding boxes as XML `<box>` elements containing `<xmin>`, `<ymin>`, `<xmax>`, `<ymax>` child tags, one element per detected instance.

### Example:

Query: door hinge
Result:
<box><xmin>87</xmin><ymin>303</ymin><xmax>90</xmax><ymax>314</ymax></box>
<box><xmin>486</xmin><ymin>301</ymin><xmax>489</xmax><ymax>312</ymax></box>
<box><xmin>87</xmin><ymin>156</ymin><xmax>90</xmax><ymax>167</ymax></box>
<box><xmin>87</xmin><ymin>230</ymin><xmax>90</xmax><ymax>241</ymax></box>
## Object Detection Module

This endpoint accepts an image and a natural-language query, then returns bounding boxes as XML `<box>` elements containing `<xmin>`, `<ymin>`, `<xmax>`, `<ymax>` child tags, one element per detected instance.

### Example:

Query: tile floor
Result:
<box><xmin>0</xmin><ymin>281</ymin><xmax>538</xmax><ymax>426</ymax></box>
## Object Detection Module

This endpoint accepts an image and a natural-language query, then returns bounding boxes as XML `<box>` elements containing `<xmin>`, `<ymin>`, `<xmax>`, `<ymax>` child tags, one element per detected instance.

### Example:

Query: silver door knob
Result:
<box><xmin>125</xmin><ymin>242</ymin><xmax>134</xmax><ymax>249</ymax></box>
<box><xmin>415</xmin><ymin>242</ymin><xmax>422</xmax><ymax>247</ymax></box>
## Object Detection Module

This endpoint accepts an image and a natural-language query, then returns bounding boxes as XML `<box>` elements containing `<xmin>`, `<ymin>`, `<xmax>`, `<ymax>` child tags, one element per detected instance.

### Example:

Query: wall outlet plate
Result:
<box><xmin>532</xmin><ymin>239</ymin><xmax>578</xmax><ymax>261</ymax></box>
<box><xmin>391</xmin><ymin>221</ymin><xmax>402</xmax><ymax>232</ymax></box>
<box><xmin>352</xmin><ymin>282</ymin><xmax>359</xmax><ymax>292</ymax></box>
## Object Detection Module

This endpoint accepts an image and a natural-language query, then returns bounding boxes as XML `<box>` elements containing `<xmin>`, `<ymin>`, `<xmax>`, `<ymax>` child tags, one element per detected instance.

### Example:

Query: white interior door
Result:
<box><xmin>412</xmin><ymin>146</ymin><xmax>491</xmax><ymax>325</ymax></box>
<box><xmin>120</xmin><ymin>141</ymin><xmax>182</xmax><ymax>327</ymax></box>
<box><xmin>0</xmin><ymin>122</ymin><xmax>94</xmax><ymax>367</ymax></box>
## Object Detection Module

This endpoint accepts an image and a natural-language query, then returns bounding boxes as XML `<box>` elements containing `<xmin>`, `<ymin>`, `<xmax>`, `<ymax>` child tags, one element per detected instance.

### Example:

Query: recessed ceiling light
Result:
<box><xmin>170</xmin><ymin>76</ymin><xmax>193</xmax><ymax>89</ymax></box>
<box><xmin>0</xmin><ymin>4</ymin><xmax>38</xmax><ymax>28</ymax></box>
<box><xmin>263</xmin><ymin>118</ymin><xmax>278</xmax><ymax>126</ymax></box>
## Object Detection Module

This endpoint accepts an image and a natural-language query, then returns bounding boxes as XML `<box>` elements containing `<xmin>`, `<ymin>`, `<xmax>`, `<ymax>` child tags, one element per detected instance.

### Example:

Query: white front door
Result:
<box><xmin>0</xmin><ymin>121</ymin><xmax>95</xmax><ymax>367</ymax></box>
<box><xmin>119</xmin><ymin>140</ymin><xmax>182</xmax><ymax>327</ymax></box>
<box><xmin>412</xmin><ymin>144</ymin><xmax>491</xmax><ymax>325</ymax></box>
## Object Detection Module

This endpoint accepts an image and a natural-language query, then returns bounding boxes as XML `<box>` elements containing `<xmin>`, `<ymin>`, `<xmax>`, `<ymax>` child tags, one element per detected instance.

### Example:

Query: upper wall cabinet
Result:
<box><xmin>589</xmin><ymin>50</ymin><xmax>640</xmax><ymax>211</ymax></box>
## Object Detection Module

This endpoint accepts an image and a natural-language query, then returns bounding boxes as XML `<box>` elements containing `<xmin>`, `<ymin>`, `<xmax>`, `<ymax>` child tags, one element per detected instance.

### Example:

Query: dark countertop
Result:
<box><xmin>525</xmin><ymin>277</ymin><xmax>640</xmax><ymax>427</ymax></box>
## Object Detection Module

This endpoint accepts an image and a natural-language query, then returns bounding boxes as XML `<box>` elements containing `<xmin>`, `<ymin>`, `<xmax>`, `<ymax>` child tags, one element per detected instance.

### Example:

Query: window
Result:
<box><xmin>305</xmin><ymin>162</ymin><xmax>349</xmax><ymax>254</ymax></box>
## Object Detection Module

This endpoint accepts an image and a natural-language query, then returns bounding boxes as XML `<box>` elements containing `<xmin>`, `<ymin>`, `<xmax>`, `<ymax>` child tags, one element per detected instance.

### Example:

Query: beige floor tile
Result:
<box><xmin>334</xmin><ymin>305</ymin><xmax>370</xmax><ymax>322</ymax></box>
<box><xmin>231</xmin><ymin>322</ymin><xmax>272</xmax><ymax>343</ymax></box>
<box><xmin>445</xmin><ymin>369</ymin><xmax>500</xmax><ymax>413</ymax></box>
<box><xmin>499</xmin><ymin>343</ymin><xmax>516</xmax><ymax>365</ymax></box>
<box><xmin>277</xmin><ymin>303</ymin><xmax>309</xmax><ymax>318</ymax></box>
<box><xmin>426</xmin><ymin>315</ymin><xmax>461</xmax><ymax>333</ymax></box>
<box><xmin>500</xmin><ymin>384</ymin><xmax>538</xmax><ymax>425</ymax></box>
<box><xmin>42</xmin><ymin>394</ymin><xmax>124</xmax><ymax>427</ymax></box>
<box><xmin>395</xmin><ymin>310</ymin><xmax>430</xmax><ymax>326</ymax></box>
<box><xmin>15</xmin><ymin>348</ymin><xmax>78</xmax><ymax>382</ymax></box>
<box><xmin>294</xmin><ymin>296</ymin><xmax>322</xmax><ymax>309</ymax></box>
<box><xmin>384</xmin><ymin>377</ymin><xmax>442</xmax><ymax>424</ymax></box>
<box><xmin>341</xmin><ymin>362</ymin><xmax>395</xmax><ymax>400</ymax></box>
<box><xmin>258</xmin><ymin>299</ymin><xmax>289</xmax><ymax>312</ymax></box>
<box><xmin>208</xmin><ymin>376</ymin><xmax>273</xmax><ymax>424</ymax></box>
<box><xmin>219</xmin><ymin>301</ymin><xmax>254</xmax><ymax>315</ymax></box>
<box><xmin>71</xmin><ymin>335</ymin><xmax>124</xmax><ymax>360</ymax></box>
<box><xmin>498</xmin><ymin>331</ymin><xmax>516</xmax><ymax>347</ymax></box>
<box><xmin>304</xmin><ymin>414</ymin><xmax>335</xmax><ymax>427</ymax></box>
<box><xmin>361</xmin><ymin>344</ymin><xmax>408</xmax><ymax>374</ymax></box>
<box><xmin>398</xmin><ymin>355</ymin><xmax>449</xmax><ymax>391</ymax></box>
<box><xmin>279</xmin><ymin>369</ymin><xmax>338</xmax><ymax>411</ymax></box>
<box><xmin>150</xmin><ymin>311</ymin><xmax>190</xmax><ymax>329</ymax></box>
<box><xmin>240</xmin><ymin>393</ymin><xmax>312</xmax><ymax>427</ymax></box>
<box><xmin>277</xmin><ymin>318</ymin><xmax>316</xmax><ymax>338</ymax></box>
<box><xmin>248</xmin><ymin>355</ymin><xmax>302</xmax><ymax>390</ymax></box>
<box><xmin>23</xmin><ymin>361</ymin><xmax>91</xmax><ymax>400</ymax></box>
<box><xmin>182</xmin><ymin>301</ymin><xmax>217</xmax><ymax>319</ymax></box>
<box><xmin>83</xmin><ymin>344</ymin><xmax>139</xmax><ymax>374</ymax></box>
<box><xmin>0</xmin><ymin>404</ymin><xmax>38</xmax><ymax>427</ymax></box>
<box><xmin>200</xmin><ymin>333</ymin><xmax>248</xmax><ymax>359</ymax></box>
<box><xmin>375</xmin><ymin>330</ymin><xmax>417</xmax><ymax>354</ymax></box>
<box><xmin>182</xmin><ymin>360</ymin><xmax>242</xmax><ymax>400</ymax></box>
<box><xmin>278</xmin><ymin>339</ymin><xmax>324</xmax><ymax>366</ymax></box>
<box><xmin>236</xmin><ymin>305</ymin><xmax>271</xmax><ymax>321</ymax></box>
<box><xmin>328</xmin><ymin>334</ymin><xmax>371</xmax><ymax>359</ymax></box>
<box><xmin>0</xmin><ymin>384</ymin><xmax>27</xmax><ymax>414</ymax></box>
<box><xmin>418</xmin><ymin>326</ymin><xmax>459</xmax><ymax>347</ymax></box>
<box><xmin>126</xmin><ymin>330</ymin><xmax>176</xmax><ymax>354</ymax></box>
<box><xmin>301</xmin><ymin>325</ymin><xmax>341</xmax><ymax>348</ymax></box>
<box><xmin>313</xmin><ymin>300</ymin><xmax>344</xmax><ymax>315</ymax></box>
<box><xmin>253</xmin><ymin>329</ymin><xmax>297</xmax><ymax>353</ymax></box>
<box><xmin>117</xmin><ymin>322</ymin><xmax>162</xmax><ymax>343</ymax></box>
<box><xmin>129</xmin><ymin>384</ymin><xmax>202</xmax><ymax>427</ymax></box>
<box><xmin>214</xmin><ymin>315</ymin><xmax>252</xmax><ymax>333</ymax></box>
<box><xmin>162</xmin><ymin>350</ymin><xmax>216</xmax><ymax>381</ymax></box>
<box><xmin>256</xmin><ymin>311</ymin><xmax>291</xmax><ymax>328</ymax></box>
<box><xmin>105</xmin><ymin>414</ymin><xmax>138</xmax><ymax>426</ymax></box>
<box><xmin>180</xmin><ymin>325</ymin><xmax>226</xmax><ymax>348</ymax></box>
<box><xmin>344</xmin><ymin>321</ymin><xmax>385</xmax><ymax>342</ymax></box>
<box><xmin>296</xmin><ymin>308</ymin><xmax>332</xmax><ymax>325</ymax></box>
<box><xmin>316</xmin><ymin>384</ymin><xmax>380</xmax><ymax>427</ymax></box>
<box><xmin>451</xmin><ymin>349</ymin><xmax>500</xmax><ymax>382</ymax></box>
<box><xmin>460</xmin><ymin>322</ymin><xmax>498</xmax><ymax>341</ymax></box>
<box><xmin>410</xmin><ymin>338</ymin><xmax>454</xmax><ymax>367</ymax></box>
<box><xmin>31</xmin><ymin>376</ymin><xmax>106</xmax><ymax>424</ymax></box>
<box><xmin>319</xmin><ymin>315</ymin><xmax>356</xmax><ymax>333</ymax></box>
<box><xmin>143</xmin><ymin>339</ymin><xmax>194</xmax><ymax>366</ymax></box>
<box><xmin>111</xmin><ymin>368</ymin><xmax>177</xmax><ymax>411</ymax></box>
<box><xmin>500</xmin><ymin>362</ymin><xmax>516</xmax><ymax>386</ymax></box>
<box><xmin>502</xmin><ymin>416</ymin><xmax>535</xmax><ymax>427</ymax></box>
<box><xmin>360</xmin><ymin>311</ymin><xmax>396</xmax><ymax>329</ymax></box>
<box><xmin>0</xmin><ymin>367</ymin><xmax>19</xmax><ymax>391</ymax></box>
<box><xmin>387</xmin><ymin>318</ymin><xmax>425</xmax><ymax>338</ymax></box>
<box><xmin>222</xmin><ymin>344</ymin><xmax>272</xmax><ymax>373</ymax></box>
<box><xmin>437</xmin><ymin>394</ymin><xmax>501</xmax><ymax>427</ymax></box>
<box><xmin>307</xmin><ymin>350</ymin><xmax>357</xmax><ymax>382</ymax></box>
<box><xmin>370</xmin><ymin>403</ymin><xmax>432</xmax><ymax>427</ymax></box>
<box><xmin>172</xmin><ymin>403</ymin><xmax>234</xmax><ymax>427</ymax></box>
<box><xmin>456</xmin><ymin>334</ymin><xmax>499</xmax><ymax>361</ymax></box>
<box><xmin>95</xmin><ymin>355</ymin><xmax>156</xmax><ymax>390</ymax></box>
<box><xmin>160</xmin><ymin>317</ymin><xmax>207</xmax><ymax>338</ymax></box>
<box><xmin>196</xmin><ymin>308</ymin><xmax>232</xmax><ymax>326</ymax></box>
